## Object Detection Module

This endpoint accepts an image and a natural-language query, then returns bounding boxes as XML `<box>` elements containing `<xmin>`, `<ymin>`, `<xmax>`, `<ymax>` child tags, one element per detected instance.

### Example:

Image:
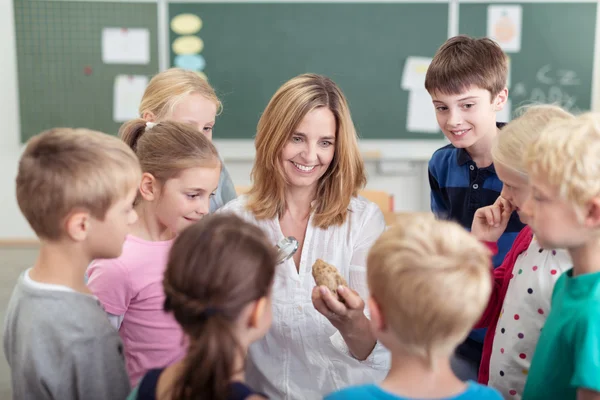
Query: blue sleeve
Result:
<box><xmin>324</xmin><ymin>385</ymin><xmax>381</xmax><ymax>400</ymax></box>
<box><xmin>428</xmin><ymin>163</ymin><xmax>447</xmax><ymax>218</ymax></box>
<box><xmin>465</xmin><ymin>383</ymin><xmax>504</xmax><ymax>399</ymax></box>
<box><xmin>210</xmin><ymin>163</ymin><xmax>237</xmax><ymax>213</ymax></box>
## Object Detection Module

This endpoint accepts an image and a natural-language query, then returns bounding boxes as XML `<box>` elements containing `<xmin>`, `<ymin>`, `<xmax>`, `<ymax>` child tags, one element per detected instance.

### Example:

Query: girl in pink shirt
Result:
<box><xmin>470</xmin><ymin>105</ymin><xmax>573</xmax><ymax>399</ymax></box>
<box><xmin>88</xmin><ymin>120</ymin><xmax>222</xmax><ymax>386</ymax></box>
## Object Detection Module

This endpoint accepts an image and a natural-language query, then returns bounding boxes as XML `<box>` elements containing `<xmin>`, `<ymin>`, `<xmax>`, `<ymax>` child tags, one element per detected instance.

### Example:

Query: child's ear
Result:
<box><xmin>367</xmin><ymin>296</ymin><xmax>386</xmax><ymax>333</ymax></box>
<box><xmin>494</xmin><ymin>87</ymin><xmax>509</xmax><ymax>111</ymax></box>
<box><xmin>584</xmin><ymin>197</ymin><xmax>600</xmax><ymax>229</ymax></box>
<box><xmin>142</xmin><ymin>111</ymin><xmax>156</xmax><ymax>122</ymax></box>
<box><xmin>249</xmin><ymin>297</ymin><xmax>267</xmax><ymax>328</ymax></box>
<box><xmin>139</xmin><ymin>172</ymin><xmax>158</xmax><ymax>201</ymax></box>
<box><xmin>64</xmin><ymin>210</ymin><xmax>91</xmax><ymax>242</ymax></box>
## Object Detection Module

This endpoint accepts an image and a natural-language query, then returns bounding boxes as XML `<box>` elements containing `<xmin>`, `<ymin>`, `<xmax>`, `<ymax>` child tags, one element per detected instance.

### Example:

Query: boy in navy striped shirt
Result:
<box><xmin>424</xmin><ymin>35</ymin><xmax>525</xmax><ymax>381</ymax></box>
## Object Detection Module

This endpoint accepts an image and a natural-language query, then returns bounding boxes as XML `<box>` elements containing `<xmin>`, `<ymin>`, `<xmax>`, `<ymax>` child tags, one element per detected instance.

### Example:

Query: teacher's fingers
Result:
<box><xmin>318</xmin><ymin>286</ymin><xmax>347</xmax><ymax>315</ymax></box>
<box><xmin>311</xmin><ymin>286</ymin><xmax>331</xmax><ymax>316</ymax></box>
<box><xmin>337</xmin><ymin>286</ymin><xmax>364</xmax><ymax>310</ymax></box>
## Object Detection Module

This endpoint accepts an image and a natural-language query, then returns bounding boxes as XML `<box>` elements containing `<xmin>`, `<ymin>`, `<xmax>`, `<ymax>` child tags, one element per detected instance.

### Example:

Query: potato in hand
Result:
<box><xmin>312</xmin><ymin>259</ymin><xmax>347</xmax><ymax>302</ymax></box>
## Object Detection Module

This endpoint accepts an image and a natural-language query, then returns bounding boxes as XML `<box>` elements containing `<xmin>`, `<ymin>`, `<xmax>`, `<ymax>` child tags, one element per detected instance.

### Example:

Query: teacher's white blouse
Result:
<box><xmin>219</xmin><ymin>195</ymin><xmax>390</xmax><ymax>399</ymax></box>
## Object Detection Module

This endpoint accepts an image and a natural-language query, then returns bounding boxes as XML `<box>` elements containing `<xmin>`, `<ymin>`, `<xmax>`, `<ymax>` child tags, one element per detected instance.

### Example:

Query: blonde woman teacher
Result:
<box><xmin>220</xmin><ymin>74</ymin><xmax>390</xmax><ymax>399</ymax></box>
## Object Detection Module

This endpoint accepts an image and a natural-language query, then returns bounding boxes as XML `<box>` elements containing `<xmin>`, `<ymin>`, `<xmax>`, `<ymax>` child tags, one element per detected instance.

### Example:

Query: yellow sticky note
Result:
<box><xmin>172</xmin><ymin>36</ymin><xmax>204</xmax><ymax>55</ymax></box>
<box><xmin>171</xmin><ymin>14</ymin><xmax>203</xmax><ymax>35</ymax></box>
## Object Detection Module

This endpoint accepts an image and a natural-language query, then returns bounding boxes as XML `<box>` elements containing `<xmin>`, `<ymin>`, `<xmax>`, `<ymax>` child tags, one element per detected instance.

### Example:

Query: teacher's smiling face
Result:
<box><xmin>280</xmin><ymin>107</ymin><xmax>336</xmax><ymax>192</ymax></box>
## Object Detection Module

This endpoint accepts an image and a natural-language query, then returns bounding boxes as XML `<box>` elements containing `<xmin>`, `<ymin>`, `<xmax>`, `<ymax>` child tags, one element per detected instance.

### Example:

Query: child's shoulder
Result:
<box><xmin>325</xmin><ymin>384</ymin><xmax>395</xmax><ymax>400</ymax></box>
<box><xmin>5</xmin><ymin>275</ymin><xmax>116</xmax><ymax>345</ymax></box>
<box><xmin>430</xmin><ymin>143</ymin><xmax>457</xmax><ymax>162</ymax></box>
<box><xmin>458</xmin><ymin>382</ymin><xmax>503</xmax><ymax>399</ymax></box>
<box><xmin>428</xmin><ymin>143</ymin><xmax>461</xmax><ymax>175</ymax></box>
<box><xmin>94</xmin><ymin>235</ymin><xmax>173</xmax><ymax>271</ymax></box>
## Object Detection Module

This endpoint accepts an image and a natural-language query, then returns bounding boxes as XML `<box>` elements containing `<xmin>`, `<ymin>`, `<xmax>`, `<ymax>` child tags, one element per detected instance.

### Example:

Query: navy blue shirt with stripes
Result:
<box><xmin>428</xmin><ymin>124</ymin><xmax>525</xmax><ymax>344</ymax></box>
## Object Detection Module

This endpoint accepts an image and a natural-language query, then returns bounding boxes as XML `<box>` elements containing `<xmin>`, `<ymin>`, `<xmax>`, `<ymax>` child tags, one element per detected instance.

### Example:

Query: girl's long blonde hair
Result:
<box><xmin>247</xmin><ymin>73</ymin><xmax>366</xmax><ymax>228</ymax></box>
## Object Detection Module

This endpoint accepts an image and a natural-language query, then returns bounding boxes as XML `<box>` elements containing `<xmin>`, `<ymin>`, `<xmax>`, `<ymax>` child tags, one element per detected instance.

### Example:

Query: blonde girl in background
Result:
<box><xmin>140</xmin><ymin>68</ymin><xmax>236</xmax><ymax>211</ymax></box>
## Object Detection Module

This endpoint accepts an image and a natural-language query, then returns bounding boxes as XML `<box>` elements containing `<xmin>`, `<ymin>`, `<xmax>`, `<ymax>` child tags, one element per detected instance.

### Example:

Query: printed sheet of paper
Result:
<box><xmin>497</xmin><ymin>98</ymin><xmax>512</xmax><ymax>123</ymax></box>
<box><xmin>406</xmin><ymin>90</ymin><xmax>439</xmax><ymax>134</ymax></box>
<box><xmin>401</xmin><ymin>57</ymin><xmax>432</xmax><ymax>91</ymax></box>
<box><xmin>102</xmin><ymin>28</ymin><xmax>150</xmax><ymax>64</ymax></box>
<box><xmin>113</xmin><ymin>75</ymin><xmax>148</xmax><ymax>123</ymax></box>
<box><xmin>487</xmin><ymin>6</ymin><xmax>522</xmax><ymax>53</ymax></box>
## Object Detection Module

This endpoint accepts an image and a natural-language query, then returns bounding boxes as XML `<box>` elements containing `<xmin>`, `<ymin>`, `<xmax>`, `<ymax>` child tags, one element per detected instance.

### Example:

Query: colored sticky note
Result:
<box><xmin>174</xmin><ymin>54</ymin><xmax>206</xmax><ymax>71</ymax></box>
<box><xmin>172</xmin><ymin>36</ymin><xmax>204</xmax><ymax>55</ymax></box>
<box><xmin>171</xmin><ymin>14</ymin><xmax>203</xmax><ymax>35</ymax></box>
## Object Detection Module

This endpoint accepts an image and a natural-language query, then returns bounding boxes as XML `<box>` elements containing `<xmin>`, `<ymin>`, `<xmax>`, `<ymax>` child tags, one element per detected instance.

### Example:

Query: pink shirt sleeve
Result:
<box><xmin>87</xmin><ymin>259</ymin><xmax>133</xmax><ymax>316</ymax></box>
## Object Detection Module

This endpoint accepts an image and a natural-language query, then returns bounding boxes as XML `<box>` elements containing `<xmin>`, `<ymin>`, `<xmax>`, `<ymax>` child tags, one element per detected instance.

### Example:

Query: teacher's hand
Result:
<box><xmin>312</xmin><ymin>285</ymin><xmax>365</xmax><ymax>333</ymax></box>
<box><xmin>312</xmin><ymin>285</ymin><xmax>376</xmax><ymax>360</ymax></box>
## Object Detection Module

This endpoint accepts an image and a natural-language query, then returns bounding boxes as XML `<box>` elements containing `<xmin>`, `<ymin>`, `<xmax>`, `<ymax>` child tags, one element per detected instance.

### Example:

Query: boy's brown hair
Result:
<box><xmin>16</xmin><ymin>128</ymin><xmax>141</xmax><ymax>240</ymax></box>
<box><xmin>425</xmin><ymin>35</ymin><xmax>508</xmax><ymax>97</ymax></box>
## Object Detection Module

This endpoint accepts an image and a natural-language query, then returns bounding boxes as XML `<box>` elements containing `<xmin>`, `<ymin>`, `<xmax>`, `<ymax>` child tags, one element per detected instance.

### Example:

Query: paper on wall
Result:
<box><xmin>113</xmin><ymin>75</ymin><xmax>148</xmax><ymax>123</ymax></box>
<box><xmin>406</xmin><ymin>89</ymin><xmax>439</xmax><ymax>134</ymax></box>
<box><xmin>102</xmin><ymin>28</ymin><xmax>150</xmax><ymax>64</ymax></box>
<box><xmin>497</xmin><ymin>98</ymin><xmax>512</xmax><ymax>123</ymax></box>
<box><xmin>401</xmin><ymin>57</ymin><xmax>432</xmax><ymax>91</ymax></box>
<box><xmin>487</xmin><ymin>6</ymin><xmax>522</xmax><ymax>53</ymax></box>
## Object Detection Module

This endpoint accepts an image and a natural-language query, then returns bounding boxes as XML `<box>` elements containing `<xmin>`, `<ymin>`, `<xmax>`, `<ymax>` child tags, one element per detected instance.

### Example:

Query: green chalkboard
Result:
<box><xmin>14</xmin><ymin>0</ymin><xmax>159</xmax><ymax>142</ymax></box>
<box><xmin>459</xmin><ymin>2</ymin><xmax>596</xmax><ymax>116</ymax></box>
<box><xmin>168</xmin><ymin>2</ymin><xmax>448</xmax><ymax>140</ymax></box>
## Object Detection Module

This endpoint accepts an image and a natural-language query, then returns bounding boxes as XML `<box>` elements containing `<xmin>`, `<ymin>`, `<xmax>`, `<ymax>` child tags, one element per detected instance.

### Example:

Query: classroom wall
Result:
<box><xmin>0</xmin><ymin>0</ymin><xmax>437</xmax><ymax>241</ymax></box>
<box><xmin>1</xmin><ymin>0</ymin><xmax>599</xmax><ymax>241</ymax></box>
<box><xmin>0</xmin><ymin>0</ymin><xmax>34</xmax><ymax>240</ymax></box>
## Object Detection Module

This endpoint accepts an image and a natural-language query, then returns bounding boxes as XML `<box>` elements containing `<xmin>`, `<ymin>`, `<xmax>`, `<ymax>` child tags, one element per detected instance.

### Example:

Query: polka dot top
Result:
<box><xmin>488</xmin><ymin>233</ymin><xmax>572</xmax><ymax>399</ymax></box>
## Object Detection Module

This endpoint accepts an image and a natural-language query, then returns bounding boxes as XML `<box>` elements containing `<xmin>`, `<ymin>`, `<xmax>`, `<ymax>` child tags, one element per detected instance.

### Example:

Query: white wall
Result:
<box><xmin>0</xmin><ymin>0</ymin><xmax>35</xmax><ymax>240</ymax></box>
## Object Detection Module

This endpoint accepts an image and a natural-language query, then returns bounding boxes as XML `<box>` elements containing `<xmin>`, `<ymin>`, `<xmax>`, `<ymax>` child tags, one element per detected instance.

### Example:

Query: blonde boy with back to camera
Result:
<box><xmin>521</xmin><ymin>113</ymin><xmax>600</xmax><ymax>400</ymax></box>
<box><xmin>425</xmin><ymin>35</ymin><xmax>525</xmax><ymax>378</ymax></box>
<box><xmin>3</xmin><ymin>128</ymin><xmax>141</xmax><ymax>400</ymax></box>
<box><xmin>326</xmin><ymin>213</ymin><xmax>502</xmax><ymax>400</ymax></box>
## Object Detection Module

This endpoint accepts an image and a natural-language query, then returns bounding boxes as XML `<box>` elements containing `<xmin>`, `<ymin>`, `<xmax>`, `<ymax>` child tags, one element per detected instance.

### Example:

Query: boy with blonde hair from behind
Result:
<box><xmin>326</xmin><ymin>213</ymin><xmax>502</xmax><ymax>400</ymax></box>
<box><xmin>3</xmin><ymin>128</ymin><xmax>141</xmax><ymax>400</ymax></box>
<box><xmin>521</xmin><ymin>113</ymin><xmax>600</xmax><ymax>400</ymax></box>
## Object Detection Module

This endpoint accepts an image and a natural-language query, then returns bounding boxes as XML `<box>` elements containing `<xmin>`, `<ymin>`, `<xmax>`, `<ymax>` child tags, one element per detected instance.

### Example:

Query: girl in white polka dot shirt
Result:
<box><xmin>470</xmin><ymin>105</ymin><xmax>574</xmax><ymax>399</ymax></box>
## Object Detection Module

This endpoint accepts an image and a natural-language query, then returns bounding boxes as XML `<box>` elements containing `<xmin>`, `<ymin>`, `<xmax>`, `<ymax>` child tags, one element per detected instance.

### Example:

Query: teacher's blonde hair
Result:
<box><xmin>247</xmin><ymin>74</ymin><xmax>366</xmax><ymax>228</ymax></box>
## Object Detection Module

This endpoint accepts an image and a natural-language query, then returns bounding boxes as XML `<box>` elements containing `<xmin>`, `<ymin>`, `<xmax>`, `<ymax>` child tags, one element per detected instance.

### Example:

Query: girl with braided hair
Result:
<box><xmin>129</xmin><ymin>214</ymin><xmax>277</xmax><ymax>400</ymax></box>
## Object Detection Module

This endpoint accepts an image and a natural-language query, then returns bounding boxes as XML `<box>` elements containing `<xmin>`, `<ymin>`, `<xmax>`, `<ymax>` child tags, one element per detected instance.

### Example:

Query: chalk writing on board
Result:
<box><xmin>512</xmin><ymin>65</ymin><xmax>580</xmax><ymax>111</ymax></box>
<box><xmin>535</xmin><ymin>65</ymin><xmax>580</xmax><ymax>86</ymax></box>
